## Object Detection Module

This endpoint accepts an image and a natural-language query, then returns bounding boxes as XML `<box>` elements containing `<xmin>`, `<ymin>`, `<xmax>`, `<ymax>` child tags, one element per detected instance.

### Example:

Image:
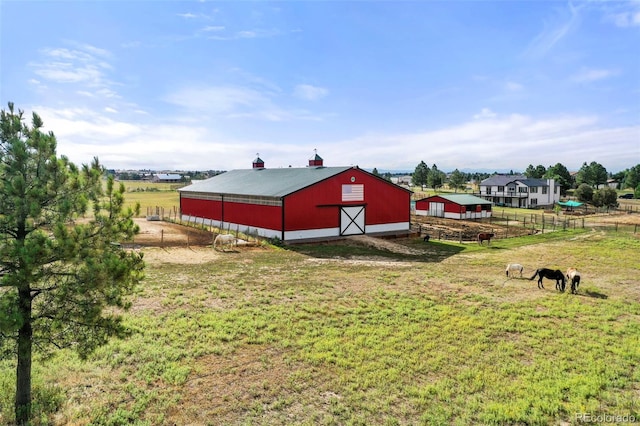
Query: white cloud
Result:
<box><xmin>608</xmin><ymin>9</ymin><xmax>640</xmax><ymax>27</ymax></box>
<box><xmin>473</xmin><ymin>108</ymin><xmax>497</xmax><ymax>120</ymax></box>
<box><xmin>36</xmin><ymin>107</ymin><xmax>141</xmax><ymax>143</ymax></box>
<box><xmin>522</xmin><ymin>2</ymin><xmax>583</xmax><ymax>59</ymax></box>
<box><xmin>104</xmin><ymin>107</ymin><xmax>118</xmax><ymax>113</ymax></box>
<box><xmin>201</xmin><ymin>25</ymin><xmax>225</xmax><ymax>32</ymax></box>
<box><xmin>505</xmin><ymin>81</ymin><xmax>524</xmax><ymax>92</ymax></box>
<box><xmin>206</xmin><ymin>28</ymin><xmax>283</xmax><ymax>41</ymax></box>
<box><xmin>31</xmin><ymin>102</ymin><xmax>638</xmax><ymax>174</ymax></box>
<box><xmin>30</xmin><ymin>45</ymin><xmax>115</xmax><ymax>93</ymax></box>
<box><xmin>317</xmin><ymin>112</ymin><xmax>638</xmax><ymax>173</ymax></box>
<box><xmin>571</xmin><ymin>68</ymin><xmax>619</xmax><ymax>83</ymax></box>
<box><xmin>293</xmin><ymin>84</ymin><xmax>328</xmax><ymax>101</ymax></box>
<box><xmin>164</xmin><ymin>85</ymin><xmax>322</xmax><ymax>122</ymax></box>
<box><xmin>33</xmin><ymin>62</ymin><xmax>104</xmax><ymax>84</ymax></box>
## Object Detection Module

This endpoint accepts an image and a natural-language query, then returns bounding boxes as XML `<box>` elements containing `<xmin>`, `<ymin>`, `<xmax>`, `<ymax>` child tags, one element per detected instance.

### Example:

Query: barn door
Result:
<box><xmin>340</xmin><ymin>206</ymin><xmax>365</xmax><ymax>236</ymax></box>
<box><xmin>428</xmin><ymin>202</ymin><xmax>445</xmax><ymax>217</ymax></box>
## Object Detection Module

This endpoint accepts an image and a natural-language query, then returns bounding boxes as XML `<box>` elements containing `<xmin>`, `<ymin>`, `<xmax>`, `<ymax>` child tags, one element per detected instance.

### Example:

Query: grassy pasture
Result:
<box><xmin>115</xmin><ymin>180</ymin><xmax>180</xmax><ymax>216</ymax></box>
<box><xmin>1</xmin><ymin>229</ymin><xmax>639</xmax><ymax>425</ymax></box>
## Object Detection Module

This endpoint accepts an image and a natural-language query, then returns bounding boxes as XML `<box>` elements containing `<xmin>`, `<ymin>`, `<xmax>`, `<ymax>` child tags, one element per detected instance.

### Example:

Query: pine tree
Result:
<box><xmin>0</xmin><ymin>103</ymin><xmax>144</xmax><ymax>424</ymax></box>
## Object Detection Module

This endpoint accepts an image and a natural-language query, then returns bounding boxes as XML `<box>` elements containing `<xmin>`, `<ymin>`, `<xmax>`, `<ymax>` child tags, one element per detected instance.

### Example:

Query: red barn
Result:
<box><xmin>178</xmin><ymin>154</ymin><xmax>412</xmax><ymax>242</ymax></box>
<box><xmin>415</xmin><ymin>194</ymin><xmax>492</xmax><ymax>219</ymax></box>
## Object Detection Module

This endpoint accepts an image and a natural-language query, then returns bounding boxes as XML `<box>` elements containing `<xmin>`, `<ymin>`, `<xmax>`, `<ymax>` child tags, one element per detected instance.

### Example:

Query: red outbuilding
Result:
<box><xmin>178</xmin><ymin>153</ymin><xmax>412</xmax><ymax>242</ymax></box>
<box><xmin>415</xmin><ymin>194</ymin><xmax>492</xmax><ymax>219</ymax></box>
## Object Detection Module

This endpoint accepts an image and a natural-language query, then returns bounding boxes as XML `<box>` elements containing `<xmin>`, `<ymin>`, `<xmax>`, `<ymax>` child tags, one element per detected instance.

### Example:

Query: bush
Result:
<box><xmin>593</xmin><ymin>187</ymin><xmax>618</xmax><ymax>208</ymax></box>
<box><xmin>574</xmin><ymin>184</ymin><xmax>593</xmax><ymax>202</ymax></box>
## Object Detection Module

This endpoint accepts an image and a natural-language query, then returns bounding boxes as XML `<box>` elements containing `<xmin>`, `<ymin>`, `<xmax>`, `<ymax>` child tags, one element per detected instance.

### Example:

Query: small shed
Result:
<box><xmin>415</xmin><ymin>194</ymin><xmax>492</xmax><ymax>219</ymax></box>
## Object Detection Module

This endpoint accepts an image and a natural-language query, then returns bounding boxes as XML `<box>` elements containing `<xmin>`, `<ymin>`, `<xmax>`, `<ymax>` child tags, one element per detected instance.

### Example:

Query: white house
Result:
<box><xmin>478</xmin><ymin>175</ymin><xmax>560</xmax><ymax>208</ymax></box>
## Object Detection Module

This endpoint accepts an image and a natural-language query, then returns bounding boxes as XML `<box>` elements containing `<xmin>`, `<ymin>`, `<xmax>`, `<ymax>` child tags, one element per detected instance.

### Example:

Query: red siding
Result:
<box><xmin>284</xmin><ymin>169</ymin><xmax>410</xmax><ymax>231</ymax></box>
<box><xmin>180</xmin><ymin>197</ymin><xmax>283</xmax><ymax>230</ymax></box>
<box><xmin>181</xmin><ymin>197</ymin><xmax>223</xmax><ymax>219</ymax></box>
<box><xmin>416</xmin><ymin>196</ymin><xmax>463</xmax><ymax>214</ymax></box>
<box><xmin>223</xmin><ymin>202</ymin><xmax>282</xmax><ymax>230</ymax></box>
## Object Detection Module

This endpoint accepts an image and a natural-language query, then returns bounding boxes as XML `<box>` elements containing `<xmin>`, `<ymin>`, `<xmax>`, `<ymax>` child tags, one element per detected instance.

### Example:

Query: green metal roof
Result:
<box><xmin>178</xmin><ymin>166</ymin><xmax>353</xmax><ymax>197</ymax></box>
<box><xmin>429</xmin><ymin>193</ymin><xmax>492</xmax><ymax>205</ymax></box>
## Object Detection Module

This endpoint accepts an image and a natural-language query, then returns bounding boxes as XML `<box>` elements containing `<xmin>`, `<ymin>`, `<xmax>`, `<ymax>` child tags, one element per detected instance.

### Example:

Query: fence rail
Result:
<box><xmin>144</xmin><ymin>205</ymin><xmax>639</xmax><ymax>245</ymax></box>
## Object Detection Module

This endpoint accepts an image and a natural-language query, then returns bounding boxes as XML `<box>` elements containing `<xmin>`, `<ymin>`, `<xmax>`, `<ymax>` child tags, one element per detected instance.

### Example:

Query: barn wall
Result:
<box><xmin>181</xmin><ymin>196</ymin><xmax>223</xmax><ymax>220</ymax></box>
<box><xmin>180</xmin><ymin>195</ymin><xmax>283</xmax><ymax>232</ymax></box>
<box><xmin>284</xmin><ymin>169</ymin><xmax>411</xmax><ymax>233</ymax></box>
<box><xmin>415</xmin><ymin>196</ymin><xmax>492</xmax><ymax>219</ymax></box>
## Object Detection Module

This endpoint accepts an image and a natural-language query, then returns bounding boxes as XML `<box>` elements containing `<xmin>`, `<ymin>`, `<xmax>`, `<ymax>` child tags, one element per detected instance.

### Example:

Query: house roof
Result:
<box><xmin>179</xmin><ymin>166</ymin><xmax>354</xmax><ymax>197</ymax></box>
<box><xmin>481</xmin><ymin>175</ymin><xmax>549</xmax><ymax>187</ymax></box>
<box><xmin>155</xmin><ymin>173</ymin><xmax>182</xmax><ymax>180</ymax></box>
<box><xmin>420</xmin><ymin>193</ymin><xmax>492</xmax><ymax>205</ymax></box>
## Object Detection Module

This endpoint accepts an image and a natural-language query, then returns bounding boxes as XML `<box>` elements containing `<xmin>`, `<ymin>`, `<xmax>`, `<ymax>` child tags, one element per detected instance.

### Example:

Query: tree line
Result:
<box><xmin>395</xmin><ymin>160</ymin><xmax>640</xmax><ymax>199</ymax></box>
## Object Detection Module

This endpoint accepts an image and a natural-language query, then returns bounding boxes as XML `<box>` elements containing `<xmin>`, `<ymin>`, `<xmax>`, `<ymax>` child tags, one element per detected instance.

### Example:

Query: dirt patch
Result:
<box><xmin>412</xmin><ymin>215</ymin><xmax>533</xmax><ymax>242</ymax></box>
<box><xmin>130</xmin><ymin>218</ymin><xmax>264</xmax><ymax>249</ymax></box>
<box><xmin>347</xmin><ymin>235</ymin><xmax>424</xmax><ymax>255</ymax></box>
<box><xmin>130</xmin><ymin>218</ymin><xmax>215</xmax><ymax>247</ymax></box>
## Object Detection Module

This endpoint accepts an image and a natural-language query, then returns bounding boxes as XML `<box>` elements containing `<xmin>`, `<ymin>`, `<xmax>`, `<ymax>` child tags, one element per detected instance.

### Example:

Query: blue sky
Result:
<box><xmin>1</xmin><ymin>1</ymin><xmax>639</xmax><ymax>173</ymax></box>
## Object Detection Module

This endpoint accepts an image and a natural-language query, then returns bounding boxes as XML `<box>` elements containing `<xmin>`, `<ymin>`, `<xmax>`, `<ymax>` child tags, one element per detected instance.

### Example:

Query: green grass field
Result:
<box><xmin>115</xmin><ymin>180</ymin><xmax>180</xmax><ymax>216</ymax></box>
<box><xmin>1</xmin><ymin>227</ymin><xmax>638</xmax><ymax>425</ymax></box>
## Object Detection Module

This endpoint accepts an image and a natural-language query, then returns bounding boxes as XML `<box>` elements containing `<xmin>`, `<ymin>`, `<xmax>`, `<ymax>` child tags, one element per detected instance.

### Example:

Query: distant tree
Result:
<box><xmin>575</xmin><ymin>162</ymin><xmax>593</xmax><ymax>187</ymax></box>
<box><xmin>372</xmin><ymin>168</ymin><xmax>380</xmax><ymax>177</ymax></box>
<box><xmin>623</xmin><ymin>165</ymin><xmax>640</xmax><ymax>190</ymax></box>
<box><xmin>592</xmin><ymin>162</ymin><xmax>609</xmax><ymax>187</ymax></box>
<box><xmin>544</xmin><ymin>163</ymin><xmax>573</xmax><ymax>196</ymax></box>
<box><xmin>412</xmin><ymin>161</ymin><xmax>429</xmax><ymax>189</ymax></box>
<box><xmin>427</xmin><ymin>164</ymin><xmax>445</xmax><ymax>191</ymax></box>
<box><xmin>576</xmin><ymin>161</ymin><xmax>608</xmax><ymax>187</ymax></box>
<box><xmin>524</xmin><ymin>164</ymin><xmax>546</xmax><ymax>178</ymax></box>
<box><xmin>575</xmin><ymin>183</ymin><xmax>594</xmax><ymax>202</ymax></box>
<box><xmin>0</xmin><ymin>103</ymin><xmax>145</xmax><ymax>424</ymax></box>
<box><xmin>448</xmin><ymin>169</ymin><xmax>466</xmax><ymax>192</ymax></box>
<box><xmin>592</xmin><ymin>187</ymin><xmax>618</xmax><ymax>208</ymax></box>
<box><xmin>635</xmin><ymin>184</ymin><xmax>640</xmax><ymax>200</ymax></box>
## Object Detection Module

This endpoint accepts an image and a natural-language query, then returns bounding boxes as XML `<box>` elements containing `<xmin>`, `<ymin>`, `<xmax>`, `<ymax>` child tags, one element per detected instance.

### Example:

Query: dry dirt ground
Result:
<box><xmin>130</xmin><ymin>218</ymin><xmax>216</xmax><ymax>247</ymax></box>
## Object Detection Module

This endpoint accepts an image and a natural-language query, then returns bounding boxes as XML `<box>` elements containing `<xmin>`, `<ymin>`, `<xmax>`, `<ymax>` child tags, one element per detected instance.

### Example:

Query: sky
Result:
<box><xmin>1</xmin><ymin>1</ymin><xmax>639</xmax><ymax>174</ymax></box>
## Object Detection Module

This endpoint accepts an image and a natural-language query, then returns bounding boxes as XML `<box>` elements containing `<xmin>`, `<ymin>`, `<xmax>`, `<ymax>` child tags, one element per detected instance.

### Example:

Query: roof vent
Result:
<box><xmin>253</xmin><ymin>153</ymin><xmax>265</xmax><ymax>169</ymax></box>
<box><xmin>308</xmin><ymin>149</ymin><xmax>323</xmax><ymax>167</ymax></box>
